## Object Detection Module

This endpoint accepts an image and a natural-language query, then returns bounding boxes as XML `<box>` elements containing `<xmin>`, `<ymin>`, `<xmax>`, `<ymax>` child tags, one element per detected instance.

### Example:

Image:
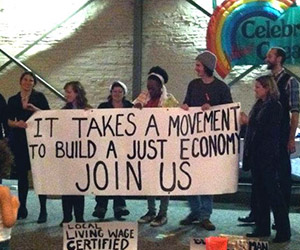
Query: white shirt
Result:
<box><xmin>0</xmin><ymin>212</ymin><xmax>11</xmax><ymax>242</ymax></box>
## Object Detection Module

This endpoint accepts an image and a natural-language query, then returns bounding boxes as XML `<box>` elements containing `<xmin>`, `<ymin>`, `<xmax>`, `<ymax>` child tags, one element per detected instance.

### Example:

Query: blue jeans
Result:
<box><xmin>147</xmin><ymin>196</ymin><xmax>169</xmax><ymax>216</ymax></box>
<box><xmin>187</xmin><ymin>195</ymin><xmax>213</xmax><ymax>220</ymax></box>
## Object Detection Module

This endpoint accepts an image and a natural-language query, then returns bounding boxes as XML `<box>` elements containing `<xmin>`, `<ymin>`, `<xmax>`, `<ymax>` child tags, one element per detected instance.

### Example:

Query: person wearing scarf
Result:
<box><xmin>134</xmin><ymin>66</ymin><xmax>178</xmax><ymax>227</ymax></box>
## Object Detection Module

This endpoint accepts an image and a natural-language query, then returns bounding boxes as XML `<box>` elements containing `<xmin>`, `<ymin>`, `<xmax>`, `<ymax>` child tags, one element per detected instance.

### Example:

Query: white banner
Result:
<box><xmin>26</xmin><ymin>103</ymin><xmax>240</xmax><ymax>195</ymax></box>
<box><xmin>63</xmin><ymin>222</ymin><xmax>137</xmax><ymax>250</ymax></box>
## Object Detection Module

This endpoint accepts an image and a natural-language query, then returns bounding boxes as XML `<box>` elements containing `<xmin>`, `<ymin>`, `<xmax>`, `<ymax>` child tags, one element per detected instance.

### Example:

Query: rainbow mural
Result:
<box><xmin>207</xmin><ymin>0</ymin><xmax>296</xmax><ymax>78</ymax></box>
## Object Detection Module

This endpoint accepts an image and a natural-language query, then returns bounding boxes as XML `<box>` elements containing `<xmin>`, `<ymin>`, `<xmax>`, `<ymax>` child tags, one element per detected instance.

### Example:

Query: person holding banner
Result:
<box><xmin>7</xmin><ymin>71</ymin><xmax>49</xmax><ymax>224</ymax></box>
<box><xmin>60</xmin><ymin>81</ymin><xmax>92</xmax><ymax>227</ymax></box>
<box><xmin>180</xmin><ymin>51</ymin><xmax>232</xmax><ymax>231</ymax></box>
<box><xmin>92</xmin><ymin>81</ymin><xmax>132</xmax><ymax>220</ymax></box>
<box><xmin>134</xmin><ymin>66</ymin><xmax>179</xmax><ymax>227</ymax></box>
<box><xmin>242</xmin><ymin>75</ymin><xmax>291</xmax><ymax>243</ymax></box>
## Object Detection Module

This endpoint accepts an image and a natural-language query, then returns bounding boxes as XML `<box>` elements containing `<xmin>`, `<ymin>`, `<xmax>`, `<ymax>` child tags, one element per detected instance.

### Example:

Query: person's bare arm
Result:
<box><xmin>0</xmin><ymin>186</ymin><xmax>19</xmax><ymax>228</ymax></box>
<box><xmin>8</xmin><ymin>119</ymin><xmax>27</xmax><ymax>128</ymax></box>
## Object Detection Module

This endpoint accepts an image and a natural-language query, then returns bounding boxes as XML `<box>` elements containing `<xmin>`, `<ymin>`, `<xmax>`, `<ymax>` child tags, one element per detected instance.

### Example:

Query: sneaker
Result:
<box><xmin>238</xmin><ymin>213</ymin><xmax>255</xmax><ymax>223</ymax></box>
<box><xmin>114</xmin><ymin>208</ymin><xmax>130</xmax><ymax>220</ymax></box>
<box><xmin>138</xmin><ymin>211</ymin><xmax>156</xmax><ymax>224</ymax></box>
<box><xmin>92</xmin><ymin>209</ymin><xmax>106</xmax><ymax>219</ymax></box>
<box><xmin>37</xmin><ymin>212</ymin><xmax>48</xmax><ymax>224</ymax></box>
<box><xmin>273</xmin><ymin>234</ymin><xmax>290</xmax><ymax>243</ymax></box>
<box><xmin>59</xmin><ymin>218</ymin><xmax>72</xmax><ymax>227</ymax></box>
<box><xmin>200</xmin><ymin>219</ymin><xmax>216</xmax><ymax>231</ymax></box>
<box><xmin>17</xmin><ymin>207</ymin><xmax>28</xmax><ymax>220</ymax></box>
<box><xmin>75</xmin><ymin>218</ymin><xmax>85</xmax><ymax>223</ymax></box>
<box><xmin>150</xmin><ymin>215</ymin><xmax>167</xmax><ymax>227</ymax></box>
<box><xmin>246</xmin><ymin>230</ymin><xmax>270</xmax><ymax>238</ymax></box>
<box><xmin>180</xmin><ymin>215</ymin><xmax>199</xmax><ymax>225</ymax></box>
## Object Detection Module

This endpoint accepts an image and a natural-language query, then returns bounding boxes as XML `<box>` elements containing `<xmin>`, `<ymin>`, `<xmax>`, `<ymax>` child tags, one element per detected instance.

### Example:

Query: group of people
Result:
<box><xmin>0</xmin><ymin>47</ymin><xmax>298</xmax><ymax>247</ymax></box>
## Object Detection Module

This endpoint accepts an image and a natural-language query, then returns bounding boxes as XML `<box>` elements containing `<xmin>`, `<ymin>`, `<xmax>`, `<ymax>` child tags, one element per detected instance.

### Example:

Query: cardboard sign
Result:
<box><xmin>220</xmin><ymin>234</ymin><xmax>269</xmax><ymax>250</ymax></box>
<box><xmin>63</xmin><ymin>222</ymin><xmax>137</xmax><ymax>250</ymax></box>
<box><xmin>191</xmin><ymin>236</ymin><xmax>269</xmax><ymax>250</ymax></box>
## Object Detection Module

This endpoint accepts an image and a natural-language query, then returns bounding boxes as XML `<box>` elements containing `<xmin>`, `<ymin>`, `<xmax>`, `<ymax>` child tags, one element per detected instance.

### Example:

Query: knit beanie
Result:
<box><xmin>195</xmin><ymin>51</ymin><xmax>217</xmax><ymax>71</ymax></box>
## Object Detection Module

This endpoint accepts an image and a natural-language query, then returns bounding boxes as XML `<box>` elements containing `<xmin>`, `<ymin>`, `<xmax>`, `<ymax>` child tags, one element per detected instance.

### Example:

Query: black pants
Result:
<box><xmin>94</xmin><ymin>196</ymin><xmax>126</xmax><ymax>211</ymax></box>
<box><xmin>251</xmin><ymin>164</ymin><xmax>290</xmax><ymax>237</ymax></box>
<box><xmin>12</xmin><ymin>136</ymin><xmax>47</xmax><ymax>215</ymax></box>
<box><xmin>18</xmin><ymin>169</ymin><xmax>46</xmax><ymax>213</ymax></box>
<box><xmin>249</xmin><ymin>180</ymin><xmax>258</xmax><ymax>221</ymax></box>
<box><xmin>249</xmin><ymin>143</ymin><xmax>292</xmax><ymax>218</ymax></box>
<box><xmin>277</xmin><ymin>143</ymin><xmax>292</xmax><ymax>211</ymax></box>
<box><xmin>62</xmin><ymin>195</ymin><xmax>84</xmax><ymax>221</ymax></box>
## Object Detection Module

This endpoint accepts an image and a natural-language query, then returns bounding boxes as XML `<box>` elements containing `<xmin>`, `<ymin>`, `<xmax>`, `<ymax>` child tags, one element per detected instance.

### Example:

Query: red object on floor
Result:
<box><xmin>205</xmin><ymin>236</ymin><xmax>228</xmax><ymax>250</ymax></box>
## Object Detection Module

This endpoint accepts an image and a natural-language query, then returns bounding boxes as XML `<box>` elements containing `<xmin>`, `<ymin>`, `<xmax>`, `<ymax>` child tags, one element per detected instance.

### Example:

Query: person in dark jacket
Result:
<box><xmin>92</xmin><ymin>81</ymin><xmax>132</xmax><ymax>220</ymax></box>
<box><xmin>238</xmin><ymin>47</ymin><xmax>299</xmax><ymax>226</ymax></box>
<box><xmin>60</xmin><ymin>81</ymin><xmax>92</xmax><ymax>227</ymax></box>
<box><xmin>0</xmin><ymin>93</ymin><xmax>10</xmax><ymax>185</ymax></box>
<box><xmin>7</xmin><ymin>71</ymin><xmax>49</xmax><ymax>223</ymax></box>
<box><xmin>0</xmin><ymin>93</ymin><xmax>9</xmax><ymax>141</ymax></box>
<box><xmin>242</xmin><ymin>75</ymin><xmax>290</xmax><ymax>243</ymax></box>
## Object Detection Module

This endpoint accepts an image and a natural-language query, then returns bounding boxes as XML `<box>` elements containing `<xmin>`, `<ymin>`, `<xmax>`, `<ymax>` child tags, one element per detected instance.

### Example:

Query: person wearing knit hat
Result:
<box><xmin>180</xmin><ymin>50</ymin><xmax>233</xmax><ymax>231</ymax></box>
<box><xmin>195</xmin><ymin>50</ymin><xmax>217</xmax><ymax>72</ymax></box>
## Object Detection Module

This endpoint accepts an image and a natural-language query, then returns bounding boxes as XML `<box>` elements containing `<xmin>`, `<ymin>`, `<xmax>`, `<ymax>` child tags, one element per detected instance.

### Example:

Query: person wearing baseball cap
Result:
<box><xmin>180</xmin><ymin>50</ymin><xmax>233</xmax><ymax>231</ymax></box>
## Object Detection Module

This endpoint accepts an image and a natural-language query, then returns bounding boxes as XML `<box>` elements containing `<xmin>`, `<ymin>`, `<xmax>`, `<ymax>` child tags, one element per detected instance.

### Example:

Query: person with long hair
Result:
<box><xmin>60</xmin><ymin>81</ymin><xmax>91</xmax><ymax>227</ymax></box>
<box><xmin>239</xmin><ymin>47</ymin><xmax>300</xmax><ymax>228</ymax></box>
<box><xmin>242</xmin><ymin>75</ymin><xmax>291</xmax><ymax>243</ymax></box>
<box><xmin>134</xmin><ymin>66</ymin><xmax>178</xmax><ymax>227</ymax></box>
<box><xmin>7</xmin><ymin>71</ymin><xmax>50</xmax><ymax>224</ymax></box>
<box><xmin>92</xmin><ymin>81</ymin><xmax>132</xmax><ymax>221</ymax></box>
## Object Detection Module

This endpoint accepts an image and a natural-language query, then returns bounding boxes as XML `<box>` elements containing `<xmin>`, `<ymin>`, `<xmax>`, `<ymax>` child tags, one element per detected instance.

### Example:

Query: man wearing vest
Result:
<box><xmin>238</xmin><ymin>47</ymin><xmax>299</xmax><ymax>232</ymax></box>
<box><xmin>266</xmin><ymin>47</ymin><xmax>299</xmax><ymax>210</ymax></box>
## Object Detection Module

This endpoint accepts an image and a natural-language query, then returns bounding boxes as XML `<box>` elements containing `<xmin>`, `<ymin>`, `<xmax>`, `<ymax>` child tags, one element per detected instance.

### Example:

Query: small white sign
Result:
<box><xmin>63</xmin><ymin>222</ymin><xmax>138</xmax><ymax>250</ymax></box>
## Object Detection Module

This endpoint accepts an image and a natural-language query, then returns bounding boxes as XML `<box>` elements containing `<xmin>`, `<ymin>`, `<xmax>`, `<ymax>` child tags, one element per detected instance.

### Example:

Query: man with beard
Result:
<box><xmin>238</xmin><ymin>47</ymin><xmax>299</xmax><ymax>229</ymax></box>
